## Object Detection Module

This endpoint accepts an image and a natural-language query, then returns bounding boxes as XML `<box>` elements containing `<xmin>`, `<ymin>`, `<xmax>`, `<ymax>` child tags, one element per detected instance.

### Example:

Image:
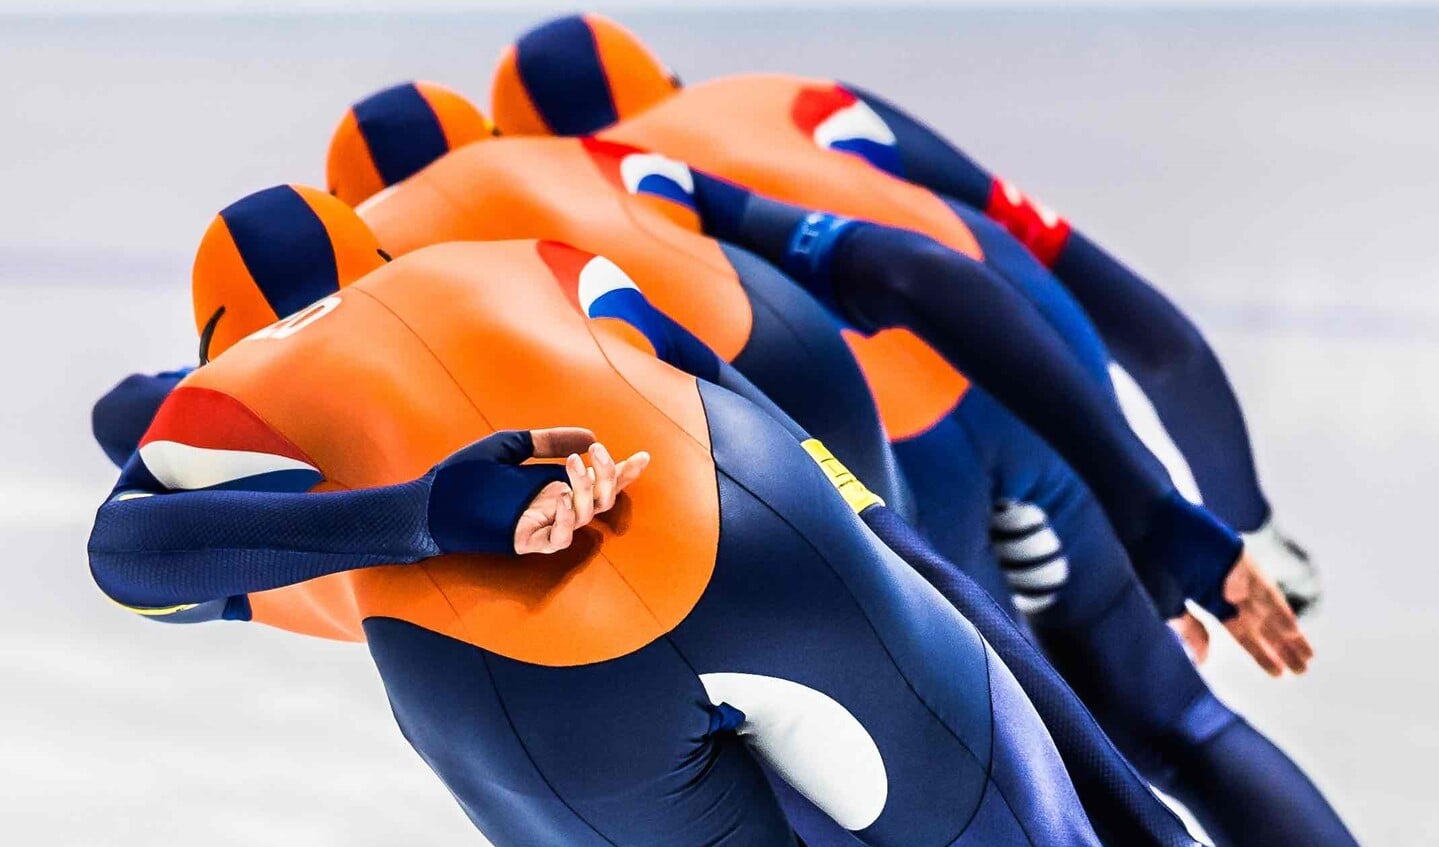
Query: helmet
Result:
<box><xmin>326</xmin><ymin>81</ymin><xmax>495</xmax><ymax>206</ymax></box>
<box><xmin>192</xmin><ymin>184</ymin><xmax>386</xmax><ymax>361</ymax></box>
<box><xmin>491</xmin><ymin>13</ymin><xmax>676</xmax><ymax>137</ymax></box>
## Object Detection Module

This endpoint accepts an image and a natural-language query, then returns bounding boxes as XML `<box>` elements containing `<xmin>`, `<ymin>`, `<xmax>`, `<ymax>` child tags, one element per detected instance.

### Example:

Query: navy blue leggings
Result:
<box><xmin>890</xmin><ymin>389</ymin><xmax>1356</xmax><ymax>847</ymax></box>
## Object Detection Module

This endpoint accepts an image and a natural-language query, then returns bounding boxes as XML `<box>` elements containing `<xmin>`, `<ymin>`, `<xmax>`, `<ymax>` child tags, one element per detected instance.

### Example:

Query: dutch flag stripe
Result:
<box><xmin>137</xmin><ymin>440</ymin><xmax>321</xmax><ymax>493</ymax></box>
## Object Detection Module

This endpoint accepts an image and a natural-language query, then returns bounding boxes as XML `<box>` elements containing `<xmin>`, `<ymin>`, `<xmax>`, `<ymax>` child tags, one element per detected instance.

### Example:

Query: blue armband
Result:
<box><xmin>782</xmin><ymin>212</ymin><xmax>860</xmax><ymax>313</ymax></box>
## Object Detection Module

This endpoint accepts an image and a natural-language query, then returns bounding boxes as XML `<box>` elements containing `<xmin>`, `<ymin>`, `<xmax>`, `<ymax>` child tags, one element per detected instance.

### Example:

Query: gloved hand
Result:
<box><xmin>426</xmin><ymin>427</ymin><xmax>649</xmax><ymax>556</ymax></box>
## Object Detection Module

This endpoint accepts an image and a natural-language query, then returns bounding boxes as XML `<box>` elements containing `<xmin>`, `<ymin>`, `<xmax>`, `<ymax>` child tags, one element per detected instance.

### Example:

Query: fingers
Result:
<box><xmin>544</xmin><ymin>491</ymin><xmax>576</xmax><ymax>552</ymax></box>
<box><xmin>613</xmin><ymin>451</ymin><xmax>650</xmax><ymax>493</ymax></box>
<box><xmin>1223</xmin><ymin>553</ymin><xmax>1314</xmax><ymax>676</ymax></box>
<box><xmin>1224</xmin><ymin>616</ymin><xmax>1286</xmax><ymax>677</ymax></box>
<box><xmin>566</xmin><ymin>453</ymin><xmax>596</xmax><ymax>527</ymax></box>
<box><xmin>1168</xmin><ymin>610</ymin><xmax>1211</xmax><ymax>665</ymax></box>
<box><xmin>590</xmin><ymin>443</ymin><xmax>618</xmax><ymax>512</ymax></box>
<box><xmin>514</xmin><ymin>481</ymin><xmax>568</xmax><ymax>555</ymax></box>
<box><xmin>530</xmin><ymin>427</ymin><xmax>596</xmax><ymax>459</ymax></box>
<box><xmin>512</xmin><ymin>439</ymin><xmax>650</xmax><ymax>556</ymax></box>
<box><xmin>1254</xmin><ymin>579</ymin><xmax>1313</xmax><ymax>672</ymax></box>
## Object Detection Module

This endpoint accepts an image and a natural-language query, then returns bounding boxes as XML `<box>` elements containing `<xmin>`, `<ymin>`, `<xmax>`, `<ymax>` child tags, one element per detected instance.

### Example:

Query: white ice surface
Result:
<box><xmin>2</xmin><ymin>8</ymin><xmax>1436</xmax><ymax>845</ymax></box>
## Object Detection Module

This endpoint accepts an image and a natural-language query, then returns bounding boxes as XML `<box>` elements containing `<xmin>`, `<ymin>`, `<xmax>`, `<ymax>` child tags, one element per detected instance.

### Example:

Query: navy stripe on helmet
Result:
<box><xmin>515</xmin><ymin>15</ymin><xmax>619</xmax><ymax>136</ymax></box>
<box><xmin>353</xmin><ymin>82</ymin><xmax>450</xmax><ymax>187</ymax></box>
<box><xmin>219</xmin><ymin>185</ymin><xmax>339</xmax><ymax>320</ymax></box>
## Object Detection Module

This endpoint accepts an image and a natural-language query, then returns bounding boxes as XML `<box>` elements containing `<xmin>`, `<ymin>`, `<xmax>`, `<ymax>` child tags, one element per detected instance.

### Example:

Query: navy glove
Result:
<box><xmin>426</xmin><ymin>430</ymin><xmax>571</xmax><ymax>556</ymax></box>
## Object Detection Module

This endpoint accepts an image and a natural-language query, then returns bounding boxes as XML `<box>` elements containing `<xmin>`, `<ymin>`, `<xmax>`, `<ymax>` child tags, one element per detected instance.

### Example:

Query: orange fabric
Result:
<box><xmin>415</xmin><ymin>81</ymin><xmax>495</xmax><ymax>151</ymax></box>
<box><xmin>191</xmin><ymin>216</ymin><xmax>279</xmax><ymax>360</ymax></box>
<box><xmin>601</xmin><ymin>74</ymin><xmax>984</xmax><ymax>436</ymax></box>
<box><xmin>183</xmin><ymin>241</ymin><xmax>720</xmax><ymax>666</ymax></box>
<box><xmin>585</xmin><ymin>13</ymin><xmax>676</xmax><ymax>123</ymax></box>
<box><xmin>490</xmin><ymin>45</ymin><xmax>553</xmax><ymax>136</ymax></box>
<box><xmin>359</xmin><ymin>136</ymin><xmax>754</xmax><ymax>363</ymax></box>
<box><xmin>247</xmin><ymin>569</ymin><xmax>366</xmax><ymax>642</ymax></box>
<box><xmin>842</xmin><ymin>329</ymin><xmax>970</xmax><ymax>442</ymax></box>
<box><xmin>603</xmin><ymin>75</ymin><xmax>981</xmax><ymax>257</ymax></box>
<box><xmin>325</xmin><ymin>109</ymin><xmax>388</xmax><ymax>208</ymax></box>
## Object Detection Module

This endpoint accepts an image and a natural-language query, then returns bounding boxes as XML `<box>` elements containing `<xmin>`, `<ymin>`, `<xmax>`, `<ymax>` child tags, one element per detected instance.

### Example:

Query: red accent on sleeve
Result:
<box><xmin>985</xmin><ymin>178</ymin><xmax>1073</xmax><ymax>268</ymax></box>
<box><xmin>791</xmin><ymin>84</ymin><xmax>857</xmax><ymax>136</ymax></box>
<box><xmin>535</xmin><ymin>240</ymin><xmax>597</xmax><ymax>313</ymax></box>
<box><xmin>141</xmin><ymin>385</ymin><xmax>315</xmax><ymax>466</ymax></box>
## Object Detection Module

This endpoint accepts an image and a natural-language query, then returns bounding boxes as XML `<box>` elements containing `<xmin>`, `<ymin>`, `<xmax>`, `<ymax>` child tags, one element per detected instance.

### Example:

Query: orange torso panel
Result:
<box><xmin>359</xmin><ymin>136</ymin><xmax>754</xmax><ymax>362</ymax></box>
<box><xmin>183</xmin><ymin>241</ymin><xmax>720</xmax><ymax>667</ymax></box>
<box><xmin>602</xmin><ymin>75</ymin><xmax>976</xmax><ymax>438</ymax></box>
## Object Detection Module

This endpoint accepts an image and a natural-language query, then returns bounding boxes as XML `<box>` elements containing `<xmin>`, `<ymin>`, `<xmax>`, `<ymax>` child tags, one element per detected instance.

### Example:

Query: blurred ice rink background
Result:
<box><xmin>2</xmin><ymin>3</ymin><xmax>1436</xmax><ymax>844</ymax></box>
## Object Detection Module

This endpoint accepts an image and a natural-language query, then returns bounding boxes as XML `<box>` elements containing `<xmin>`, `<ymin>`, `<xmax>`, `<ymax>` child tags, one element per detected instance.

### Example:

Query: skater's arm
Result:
<box><xmin>688</xmin><ymin>170</ymin><xmax>1238</xmax><ymax>613</ymax></box>
<box><xmin>841</xmin><ymin>84</ymin><xmax>1271</xmax><ymax>528</ymax></box>
<box><xmin>92</xmin><ymin>368</ymin><xmax>191</xmax><ymax>467</ymax></box>
<box><xmin>89</xmin><ymin>388</ymin><xmax>644</xmax><ymax>617</ymax></box>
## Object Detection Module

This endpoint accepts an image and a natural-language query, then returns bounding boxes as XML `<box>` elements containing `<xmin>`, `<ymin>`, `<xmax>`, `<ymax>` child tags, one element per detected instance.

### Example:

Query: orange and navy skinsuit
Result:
<box><xmin>353</xmin><ymin>129</ymin><xmax>1240</xmax><ymax>624</ymax></box>
<box><xmin>90</xmin><ymin>178</ymin><xmax>1197</xmax><ymax>846</ymax></box>
<box><xmin>489</xmin><ymin>18</ymin><xmax>1359</xmax><ymax>847</ymax></box>
<box><xmin>339</xmin><ymin>124</ymin><xmax>1253</xmax><ymax>846</ymax></box>
<box><xmin>492</xmin><ymin>36</ymin><xmax>1249</xmax><ymax>622</ymax></box>
<box><xmin>496</xmin><ymin>16</ymin><xmax>1271</xmax><ymax>543</ymax></box>
<box><xmin>88</xmin><ymin>240</ymin><xmax>1117</xmax><ymax>847</ymax></box>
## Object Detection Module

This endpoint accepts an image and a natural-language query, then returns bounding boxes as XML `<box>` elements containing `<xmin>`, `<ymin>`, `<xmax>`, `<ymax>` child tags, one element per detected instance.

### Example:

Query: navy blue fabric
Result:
<box><xmin>687</xmin><ymin>380</ymin><xmax>1100</xmax><ymax>846</ymax></box>
<box><xmin>219</xmin><ymin>185</ymin><xmax>339</xmax><ymax>320</ymax></box>
<box><xmin>355</xmin><ymin>381</ymin><xmax>1103</xmax><ymax>846</ymax></box>
<box><xmin>842</xmin><ymin>83</ymin><xmax>993</xmax><ymax>209</ymax></box>
<box><xmin>92</xmin><ymin>369</ymin><xmax>187</xmax><ymax>467</ymax></box>
<box><xmin>844</xmin><ymin>80</ymin><xmax>1271</xmax><ymax>532</ymax></box>
<box><xmin>691</xmin><ymin>170</ymin><xmax>783</xmax><ymax>252</ymax></box>
<box><xmin>514</xmin><ymin>15</ymin><xmax>619</xmax><ymax>136</ymax></box>
<box><xmin>352</xmin><ymin>82</ymin><xmax>451</xmax><ymax>188</ymax></box>
<box><xmin>828</xmin><ymin>136</ymin><xmax>904</xmax><ymax>179</ymax></box>
<box><xmin>1054</xmin><ymin>231</ymin><xmax>1270</xmax><ymax>532</ymax></box>
<box><xmin>688</xmin><ymin>177</ymin><xmax>1242</xmax><ymax>613</ymax></box>
<box><xmin>426</xmin><ymin>430</ymin><xmax>570</xmax><ymax>556</ymax></box>
<box><xmin>1161</xmin><ymin>715</ymin><xmax>1361</xmax><ymax>847</ymax></box>
<box><xmin>88</xmin><ymin>431</ymin><xmax>567</xmax><ymax>609</ymax></box>
<box><xmin>780</xmin><ymin>212</ymin><xmax>860</xmax><ymax>311</ymax></box>
<box><xmin>895</xmin><ymin>390</ymin><xmax>1354</xmax><ymax>846</ymax></box>
<box><xmin>88</xmin><ymin>476</ymin><xmax>439</xmax><ymax>609</ymax></box>
<box><xmin>367</xmin><ymin>616</ymin><xmax>796</xmax><ymax>847</ymax></box>
<box><xmin>147</xmin><ymin>596</ymin><xmax>251</xmax><ymax>624</ymax></box>
<box><xmin>585</xmin><ymin>276</ymin><xmax>812</xmax><ymax>440</ymax></box>
<box><xmin>722</xmin><ymin>242</ymin><xmax>912</xmax><ymax>521</ymax></box>
<box><xmin>859</xmin><ymin>505</ymin><xmax>1199</xmax><ymax>847</ymax></box>
<box><xmin>822</xmin><ymin>221</ymin><xmax>1241</xmax><ymax>618</ymax></box>
<box><xmin>944</xmin><ymin>200</ymin><xmax>1111</xmax><ymax>388</ymax></box>
<box><xmin>588</xmin><ymin>286</ymin><xmax>721</xmax><ymax>382</ymax></box>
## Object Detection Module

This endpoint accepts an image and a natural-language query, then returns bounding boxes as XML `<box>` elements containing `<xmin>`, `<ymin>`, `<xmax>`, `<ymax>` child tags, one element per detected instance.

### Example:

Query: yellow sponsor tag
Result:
<box><xmin>108</xmin><ymin>597</ymin><xmax>200</xmax><ymax>617</ymax></box>
<box><xmin>801</xmin><ymin>439</ymin><xmax>885</xmax><ymax>514</ymax></box>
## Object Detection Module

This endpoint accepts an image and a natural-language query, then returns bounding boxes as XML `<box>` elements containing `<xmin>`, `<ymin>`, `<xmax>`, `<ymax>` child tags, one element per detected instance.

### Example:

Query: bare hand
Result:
<box><xmin>1220</xmin><ymin>551</ymin><xmax>1314</xmax><ymax>676</ymax></box>
<box><xmin>1168</xmin><ymin>609</ymin><xmax>1211</xmax><ymax>665</ymax></box>
<box><xmin>514</xmin><ymin>427</ymin><xmax>650</xmax><ymax>555</ymax></box>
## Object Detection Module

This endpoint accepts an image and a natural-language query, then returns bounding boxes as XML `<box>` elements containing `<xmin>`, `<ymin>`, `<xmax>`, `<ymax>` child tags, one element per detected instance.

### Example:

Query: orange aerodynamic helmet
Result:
<box><xmin>192</xmin><ymin>184</ymin><xmax>386</xmax><ymax>362</ymax></box>
<box><xmin>491</xmin><ymin>13</ymin><xmax>677</xmax><ymax>137</ymax></box>
<box><xmin>327</xmin><ymin>81</ymin><xmax>495</xmax><ymax>206</ymax></box>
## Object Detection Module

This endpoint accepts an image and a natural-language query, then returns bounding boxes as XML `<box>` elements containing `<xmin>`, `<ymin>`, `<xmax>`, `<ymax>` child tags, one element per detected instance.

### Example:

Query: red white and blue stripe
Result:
<box><xmin>119</xmin><ymin>386</ymin><xmax>323</xmax><ymax>497</ymax></box>
<box><xmin>792</xmin><ymin>85</ymin><xmax>903</xmax><ymax>178</ymax></box>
